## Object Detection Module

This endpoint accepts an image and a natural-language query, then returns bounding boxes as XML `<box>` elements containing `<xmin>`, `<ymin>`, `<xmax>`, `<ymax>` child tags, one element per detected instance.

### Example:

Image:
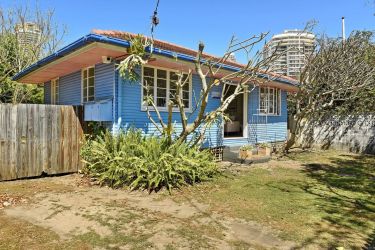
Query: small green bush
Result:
<box><xmin>81</xmin><ymin>129</ymin><xmax>218</xmax><ymax>192</ymax></box>
<box><xmin>240</xmin><ymin>144</ymin><xmax>254</xmax><ymax>151</ymax></box>
<box><xmin>257</xmin><ymin>142</ymin><xmax>270</xmax><ymax>149</ymax></box>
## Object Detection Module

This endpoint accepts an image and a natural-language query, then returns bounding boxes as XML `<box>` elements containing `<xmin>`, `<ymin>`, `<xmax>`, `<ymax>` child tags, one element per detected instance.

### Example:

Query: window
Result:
<box><xmin>259</xmin><ymin>87</ymin><xmax>281</xmax><ymax>115</ymax></box>
<box><xmin>82</xmin><ymin>67</ymin><xmax>95</xmax><ymax>102</ymax></box>
<box><xmin>142</xmin><ymin>66</ymin><xmax>191</xmax><ymax>110</ymax></box>
<box><xmin>51</xmin><ymin>78</ymin><xmax>59</xmax><ymax>104</ymax></box>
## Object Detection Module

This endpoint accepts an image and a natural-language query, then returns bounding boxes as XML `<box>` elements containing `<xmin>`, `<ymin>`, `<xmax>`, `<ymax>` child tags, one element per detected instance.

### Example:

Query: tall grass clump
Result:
<box><xmin>81</xmin><ymin>129</ymin><xmax>218</xmax><ymax>192</ymax></box>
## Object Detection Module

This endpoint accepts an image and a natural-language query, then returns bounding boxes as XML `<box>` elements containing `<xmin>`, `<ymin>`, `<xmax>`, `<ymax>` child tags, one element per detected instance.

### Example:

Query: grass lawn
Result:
<box><xmin>173</xmin><ymin>149</ymin><xmax>375</xmax><ymax>249</ymax></box>
<box><xmin>0</xmin><ymin>149</ymin><xmax>374</xmax><ymax>249</ymax></box>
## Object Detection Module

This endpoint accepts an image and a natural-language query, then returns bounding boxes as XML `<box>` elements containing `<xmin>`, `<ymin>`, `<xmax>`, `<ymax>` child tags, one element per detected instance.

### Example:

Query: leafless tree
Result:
<box><xmin>118</xmin><ymin>33</ymin><xmax>283</xmax><ymax>147</ymax></box>
<box><xmin>0</xmin><ymin>4</ymin><xmax>66</xmax><ymax>103</ymax></box>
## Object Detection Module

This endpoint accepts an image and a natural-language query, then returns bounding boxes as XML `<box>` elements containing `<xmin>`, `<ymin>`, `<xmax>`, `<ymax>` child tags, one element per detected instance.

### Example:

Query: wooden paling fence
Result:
<box><xmin>0</xmin><ymin>104</ymin><xmax>85</xmax><ymax>181</ymax></box>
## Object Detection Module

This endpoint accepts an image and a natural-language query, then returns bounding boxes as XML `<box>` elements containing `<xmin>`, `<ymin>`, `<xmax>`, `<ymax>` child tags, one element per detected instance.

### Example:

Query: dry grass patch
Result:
<box><xmin>173</xmin><ymin>149</ymin><xmax>375</xmax><ymax>249</ymax></box>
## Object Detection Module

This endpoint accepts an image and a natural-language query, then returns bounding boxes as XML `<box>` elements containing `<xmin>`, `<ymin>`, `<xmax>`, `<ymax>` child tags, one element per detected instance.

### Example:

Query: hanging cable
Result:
<box><xmin>151</xmin><ymin>0</ymin><xmax>160</xmax><ymax>40</ymax></box>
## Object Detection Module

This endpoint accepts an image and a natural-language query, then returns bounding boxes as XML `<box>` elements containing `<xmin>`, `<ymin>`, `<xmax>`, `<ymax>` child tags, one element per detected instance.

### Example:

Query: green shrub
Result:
<box><xmin>240</xmin><ymin>144</ymin><xmax>254</xmax><ymax>151</ymax></box>
<box><xmin>257</xmin><ymin>142</ymin><xmax>270</xmax><ymax>149</ymax></box>
<box><xmin>81</xmin><ymin>129</ymin><xmax>218</xmax><ymax>192</ymax></box>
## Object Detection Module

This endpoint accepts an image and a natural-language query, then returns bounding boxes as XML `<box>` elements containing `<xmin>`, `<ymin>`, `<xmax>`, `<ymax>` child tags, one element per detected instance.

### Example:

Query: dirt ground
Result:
<box><xmin>2</xmin><ymin>150</ymin><xmax>373</xmax><ymax>249</ymax></box>
<box><xmin>0</xmin><ymin>169</ymin><xmax>295</xmax><ymax>250</ymax></box>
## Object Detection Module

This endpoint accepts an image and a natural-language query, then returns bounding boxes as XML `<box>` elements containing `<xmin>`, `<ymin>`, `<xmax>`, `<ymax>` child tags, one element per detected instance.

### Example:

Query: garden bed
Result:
<box><xmin>238</xmin><ymin>143</ymin><xmax>272</xmax><ymax>163</ymax></box>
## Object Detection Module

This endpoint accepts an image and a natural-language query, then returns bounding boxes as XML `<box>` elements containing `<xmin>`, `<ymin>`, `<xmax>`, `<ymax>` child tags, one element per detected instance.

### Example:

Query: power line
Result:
<box><xmin>151</xmin><ymin>0</ymin><xmax>160</xmax><ymax>39</ymax></box>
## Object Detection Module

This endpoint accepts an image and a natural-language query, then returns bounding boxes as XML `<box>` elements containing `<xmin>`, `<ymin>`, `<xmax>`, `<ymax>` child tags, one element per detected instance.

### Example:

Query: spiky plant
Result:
<box><xmin>81</xmin><ymin>129</ymin><xmax>218</xmax><ymax>192</ymax></box>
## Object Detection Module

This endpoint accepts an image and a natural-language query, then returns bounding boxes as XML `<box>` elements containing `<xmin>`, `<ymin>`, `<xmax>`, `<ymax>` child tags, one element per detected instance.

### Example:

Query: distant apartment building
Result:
<box><xmin>263</xmin><ymin>30</ymin><xmax>315</xmax><ymax>78</ymax></box>
<box><xmin>15</xmin><ymin>22</ymin><xmax>41</xmax><ymax>47</ymax></box>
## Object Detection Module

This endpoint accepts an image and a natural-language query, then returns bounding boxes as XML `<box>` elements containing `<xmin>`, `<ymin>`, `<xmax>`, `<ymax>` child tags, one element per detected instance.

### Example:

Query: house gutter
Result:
<box><xmin>12</xmin><ymin>34</ymin><xmax>299</xmax><ymax>87</ymax></box>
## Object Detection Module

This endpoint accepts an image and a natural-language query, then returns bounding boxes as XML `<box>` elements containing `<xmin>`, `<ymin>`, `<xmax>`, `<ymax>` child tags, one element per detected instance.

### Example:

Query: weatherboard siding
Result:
<box><xmin>220</xmin><ymin>87</ymin><xmax>288</xmax><ymax>147</ymax></box>
<box><xmin>43</xmin><ymin>63</ymin><xmax>115</xmax><ymax>105</ymax></box>
<box><xmin>248</xmin><ymin>88</ymin><xmax>288</xmax><ymax>144</ymax></box>
<box><xmin>95</xmin><ymin>63</ymin><xmax>115</xmax><ymax>100</ymax></box>
<box><xmin>59</xmin><ymin>71</ymin><xmax>81</xmax><ymax>105</ymax></box>
<box><xmin>117</xmin><ymin>71</ymin><xmax>223</xmax><ymax>147</ymax></box>
<box><xmin>43</xmin><ymin>63</ymin><xmax>288</xmax><ymax>148</ymax></box>
<box><xmin>116</xmin><ymin>72</ymin><xmax>288</xmax><ymax>148</ymax></box>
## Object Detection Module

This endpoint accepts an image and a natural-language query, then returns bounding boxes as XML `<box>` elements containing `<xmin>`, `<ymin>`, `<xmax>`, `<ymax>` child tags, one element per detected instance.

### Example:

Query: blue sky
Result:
<box><xmin>2</xmin><ymin>0</ymin><xmax>375</xmax><ymax>63</ymax></box>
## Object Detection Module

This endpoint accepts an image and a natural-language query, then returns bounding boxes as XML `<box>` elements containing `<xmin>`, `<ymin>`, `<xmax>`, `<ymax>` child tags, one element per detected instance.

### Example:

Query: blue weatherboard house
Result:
<box><xmin>13</xmin><ymin>30</ymin><xmax>299</xmax><ymax>150</ymax></box>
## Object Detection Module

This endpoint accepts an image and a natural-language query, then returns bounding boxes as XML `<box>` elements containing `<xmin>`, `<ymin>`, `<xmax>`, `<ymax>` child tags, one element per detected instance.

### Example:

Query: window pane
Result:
<box><xmin>83</xmin><ymin>78</ymin><xmax>88</xmax><ymax>89</ymax></box>
<box><xmin>143</xmin><ymin>76</ymin><xmax>154</xmax><ymax>87</ymax></box>
<box><xmin>144</xmin><ymin>67</ymin><xmax>154</xmax><ymax>77</ymax></box>
<box><xmin>83</xmin><ymin>87</ymin><xmax>87</xmax><ymax>99</ymax></box>
<box><xmin>269</xmin><ymin>88</ymin><xmax>274</xmax><ymax>114</ymax></box>
<box><xmin>88</xmin><ymin>87</ymin><xmax>95</xmax><ymax>97</ymax></box>
<box><xmin>143</xmin><ymin>73</ymin><xmax>154</xmax><ymax>101</ymax></box>
<box><xmin>170</xmin><ymin>72</ymin><xmax>178</xmax><ymax>81</ymax></box>
<box><xmin>88</xmin><ymin>96</ymin><xmax>94</xmax><ymax>102</ymax></box>
<box><xmin>183</xmin><ymin>83</ymin><xmax>189</xmax><ymax>91</ymax></box>
<box><xmin>157</xmin><ymin>88</ymin><xmax>167</xmax><ymax>98</ymax></box>
<box><xmin>276</xmin><ymin>89</ymin><xmax>280</xmax><ymax>115</ymax></box>
<box><xmin>88</xmin><ymin>67</ymin><xmax>94</xmax><ymax>77</ymax></box>
<box><xmin>83</xmin><ymin>69</ymin><xmax>87</xmax><ymax>79</ymax></box>
<box><xmin>157</xmin><ymin>69</ymin><xmax>167</xmax><ymax>78</ymax></box>
<box><xmin>170</xmin><ymin>89</ymin><xmax>176</xmax><ymax>98</ymax></box>
<box><xmin>260</xmin><ymin>87</ymin><xmax>267</xmax><ymax>113</ymax></box>
<box><xmin>54</xmin><ymin>80</ymin><xmax>59</xmax><ymax>103</ymax></box>
<box><xmin>268</xmin><ymin>102</ymin><xmax>274</xmax><ymax>113</ymax></box>
<box><xmin>157</xmin><ymin>79</ymin><xmax>166</xmax><ymax>88</ymax></box>
<box><xmin>157</xmin><ymin>98</ymin><xmax>166</xmax><ymax>107</ymax></box>
<box><xmin>143</xmin><ymin>87</ymin><xmax>154</xmax><ymax>100</ymax></box>
<box><xmin>183</xmin><ymin>100</ymin><xmax>189</xmax><ymax>108</ymax></box>
<box><xmin>182</xmin><ymin>74</ymin><xmax>189</xmax><ymax>84</ymax></box>
<box><xmin>183</xmin><ymin>91</ymin><xmax>189</xmax><ymax>100</ymax></box>
<box><xmin>169</xmin><ymin>83</ymin><xmax>176</xmax><ymax>91</ymax></box>
<box><xmin>88</xmin><ymin>77</ymin><xmax>95</xmax><ymax>88</ymax></box>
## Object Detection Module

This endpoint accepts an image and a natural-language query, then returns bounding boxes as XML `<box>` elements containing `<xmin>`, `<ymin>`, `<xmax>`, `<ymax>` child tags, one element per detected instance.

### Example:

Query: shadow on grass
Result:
<box><xmin>293</xmin><ymin>153</ymin><xmax>375</xmax><ymax>249</ymax></box>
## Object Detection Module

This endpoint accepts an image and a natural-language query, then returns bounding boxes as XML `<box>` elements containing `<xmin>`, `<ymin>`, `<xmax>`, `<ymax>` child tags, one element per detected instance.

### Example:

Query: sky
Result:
<box><xmin>2</xmin><ymin>0</ymin><xmax>375</xmax><ymax>63</ymax></box>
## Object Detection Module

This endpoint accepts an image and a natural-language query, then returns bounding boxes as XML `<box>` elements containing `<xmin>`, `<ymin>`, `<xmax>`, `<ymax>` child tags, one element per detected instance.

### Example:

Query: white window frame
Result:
<box><xmin>51</xmin><ymin>78</ymin><xmax>59</xmax><ymax>104</ymax></box>
<box><xmin>259</xmin><ymin>87</ymin><xmax>281</xmax><ymax>116</ymax></box>
<box><xmin>81</xmin><ymin>66</ymin><xmax>95</xmax><ymax>103</ymax></box>
<box><xmin>141</xmin><ymin>65</ymin><xmax>192</xmax><ymax>112</ymax></box>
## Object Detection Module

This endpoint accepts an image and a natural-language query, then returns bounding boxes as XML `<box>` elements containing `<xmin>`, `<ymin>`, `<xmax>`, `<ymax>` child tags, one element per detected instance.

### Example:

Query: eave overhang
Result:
<box><xmin>13</xmin><ymin>33</ymin><xmax>300</xmax><ymax>92</ymax></box>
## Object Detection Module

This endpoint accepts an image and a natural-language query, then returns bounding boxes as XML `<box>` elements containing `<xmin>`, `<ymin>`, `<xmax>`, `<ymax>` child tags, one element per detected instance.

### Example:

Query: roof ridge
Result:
<box><xmin>92</xmin><ymin>29</ymin><xmax>222</xmax><ymax>59</ymax></box>
<box><xmin>92</xmin><ymin>29</ymin><xmax>298</xmax><ymax>83</ymax></box>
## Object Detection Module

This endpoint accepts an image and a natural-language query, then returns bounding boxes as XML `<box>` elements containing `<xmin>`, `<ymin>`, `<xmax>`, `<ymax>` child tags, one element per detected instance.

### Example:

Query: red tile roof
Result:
<box><xmin>92</xmin><ymin>29</ymin><xmax>298</xmax><ymax>84</ymax></box>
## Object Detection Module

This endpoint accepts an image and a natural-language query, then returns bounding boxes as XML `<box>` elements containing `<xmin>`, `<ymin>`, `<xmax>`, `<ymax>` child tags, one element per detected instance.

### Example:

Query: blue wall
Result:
<box><xmin>59</xmin><ymin>71</ymin><xmax>81</xmax><ymax>105</ymax></box>
<box><xmin>222</xmin><ymin>87</ymin><xmax>288</xmax><ymax>147</ymax></box>
<box><xmin>248</xmin><ymin>87</ymin><xmax>288</xmax><ymax>144</ymax></box>
<box><xmin>43</xmin><ymin>63</ymin><xmax>115</xmax><ymax>105</ymax></box>
<box><xmin>116</xmin><ymin>70</ymin><xmax>223</xmax><ymax>147</ymax></box>
<box><xmin>95</xmin><ymin>63</ymin><xmax>115</xmax><ymax>100</ymax></box>
<box><xmin>116</xmin><ymin>69</ymin><xmax>288</xmax><ymax>148</ymax></box>
<box><xmin>43</xmin><ymin>62</ymin><xmax>288</xmax><ymax>148</ymax></box>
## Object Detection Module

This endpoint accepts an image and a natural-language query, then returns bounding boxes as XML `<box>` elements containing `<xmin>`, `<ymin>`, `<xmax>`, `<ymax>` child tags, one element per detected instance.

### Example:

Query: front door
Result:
<box><xmin>224</xmin><ymin>85</ymin><xmax>247</xmax><ymax>138</ymax></box>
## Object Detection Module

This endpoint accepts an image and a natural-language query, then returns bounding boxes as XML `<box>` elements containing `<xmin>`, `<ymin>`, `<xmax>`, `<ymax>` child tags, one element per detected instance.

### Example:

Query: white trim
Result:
<box><xmin>81</xmin><ymin>66</ymin><xmax>95</xmax><ymax>104</ymax></box>
<box><xmin>258</xmin><ymin>86</ymin><xmax>282</xmax><ymax>116</ymax></box>
<box><xmin>51</xmin><ymin>77</ymin><xmax>59</xmax><ymax>104</ymax></box>
<box><xmin>243</xmin><ymin>86</ymin><xmax>248</xmax><ymax>138</ymax></box>
<box><xmin>112</xmin><ymin>63</ymin><xmax>116</xmax><ymax>122</ymax></box>
<box><xmin>140</xmin><ymin>65</ymin><xmax>193</xmax><ymax>113</ymax></box>
<box><xmin>223</xmin><ymin>89</ymin><xmax>248</xmax><ymax>139</ymax></box>
<box><xmin>223</xmin><ymin>137</ymin><xmax>248</xmax><ymax>140</ymax></box>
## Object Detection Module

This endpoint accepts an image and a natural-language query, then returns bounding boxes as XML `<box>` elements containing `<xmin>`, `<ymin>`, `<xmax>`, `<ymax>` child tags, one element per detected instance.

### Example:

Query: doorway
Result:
<box><xmin>224</xmin><ymin>85</ymin><xmax>246</xmax><ymax>138</ymax></box>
